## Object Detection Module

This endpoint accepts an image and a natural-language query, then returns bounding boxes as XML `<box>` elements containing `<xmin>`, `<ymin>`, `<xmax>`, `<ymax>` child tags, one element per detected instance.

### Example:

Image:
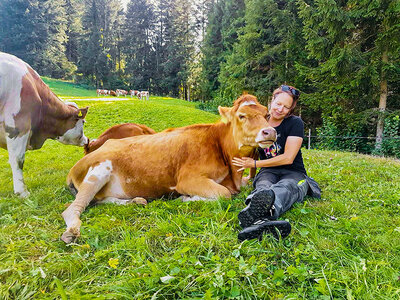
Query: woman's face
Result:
<box><xmin>269</xmin><ymin>92</ymin><xmax>293</xmax><ymax>120</ymax></box>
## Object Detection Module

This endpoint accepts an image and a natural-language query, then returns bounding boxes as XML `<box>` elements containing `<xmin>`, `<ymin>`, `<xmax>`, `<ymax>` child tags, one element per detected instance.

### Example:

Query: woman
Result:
<box><xmin>232</xmin><ymin>85</ymin><xmax>320</xmax><ymax>241</ymax></box>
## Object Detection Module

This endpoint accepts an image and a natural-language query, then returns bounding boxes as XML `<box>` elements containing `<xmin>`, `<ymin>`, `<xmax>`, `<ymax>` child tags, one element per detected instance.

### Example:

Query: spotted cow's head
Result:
<box><xmin>218</xmin><ymin>94</ymin><xmax>276</xmax><ymax>150</ymax></box>
<box><xmin>56</xmin><ymin>103</ymin><xmax>88</xmax><ymax>146</ymax></box>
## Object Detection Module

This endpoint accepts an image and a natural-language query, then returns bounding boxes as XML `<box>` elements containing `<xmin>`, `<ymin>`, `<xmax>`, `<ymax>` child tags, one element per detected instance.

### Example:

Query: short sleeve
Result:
<box><xmin>287</xmin><ymin>116</ymin><xmax>304</xmax><ymax>138</ymax></box>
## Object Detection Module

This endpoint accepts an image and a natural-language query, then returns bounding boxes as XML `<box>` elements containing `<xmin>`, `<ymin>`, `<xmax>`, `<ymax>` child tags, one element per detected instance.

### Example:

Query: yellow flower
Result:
<box><xmin>81</xmin><ymin>244</ymin><xmax>90</xmax><ymax>250</ymax></box>
<box><xmin>108</xmin><ymin>258</ymin><xmax>119</xmax><ymax>269</ymax></box>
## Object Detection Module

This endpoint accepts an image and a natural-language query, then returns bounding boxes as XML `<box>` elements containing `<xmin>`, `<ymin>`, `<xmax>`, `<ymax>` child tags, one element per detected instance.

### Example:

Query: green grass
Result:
<box><xmin>42</xmin><ymin>77</ymin><xmax>97</xmax><ymax>98</ymax></box>
<box><xmin>1</xmin><ymin>86</ymin><xmax>400</xmax><ymax>298</ymax></box>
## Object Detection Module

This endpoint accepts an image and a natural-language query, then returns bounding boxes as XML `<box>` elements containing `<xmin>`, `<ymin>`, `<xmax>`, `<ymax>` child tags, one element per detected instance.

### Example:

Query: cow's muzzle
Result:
<box><xmin>256</xmin><ymin>127</ymin><xmax>277</xmax><ymax>148</ymax></box>
<box><xmin>80</xmin><ymin>135</ymin><xmax>89</xmax><ymax>147</ymax></box>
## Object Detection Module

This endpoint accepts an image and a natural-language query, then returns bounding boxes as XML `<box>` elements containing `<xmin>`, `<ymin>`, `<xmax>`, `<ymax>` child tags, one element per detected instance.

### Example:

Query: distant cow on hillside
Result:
<box><xmin>139</xmin><ymin>91</ymin><xmax>149</xmax><ymax>100</ymax></box>
<box><xmin>61</xmin><ymin>94</ymin><xmax>276</xmax><ymax>243</ymax></box>
<box><xmin>84</xmin><ymin>123</ymin><xmax>156</xmax><ymax>154</ymax></box>
<box><xmin>0</xmin><ymin>52</ymin><xmax>88</xmax><ymax>197</ymax></box>
<box><xmin>129</xmin><ymin>90</ymin><xmax>139</xmax><ymax>98</ymax></box>
<box><xmin>116</xmin><ymin>89</ymin><xmax>128</xmax><ymax>97</ymax></box>
<box><xmin>96</xmin><ymin>89</ymin><xmax>109</xmax><ymax>96</ymax></box>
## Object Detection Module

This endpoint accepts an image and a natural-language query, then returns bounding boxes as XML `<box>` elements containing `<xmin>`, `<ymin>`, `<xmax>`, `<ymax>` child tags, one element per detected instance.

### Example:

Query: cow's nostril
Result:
<box><xmin>262</xmin><ymin>129</ymin><xmax>271</xmax><ymax>135</ymax></box>
<box><xmin>261</xmin><ymin>128</ymin><xmax>277</xmax><ymax>140</ymax></box>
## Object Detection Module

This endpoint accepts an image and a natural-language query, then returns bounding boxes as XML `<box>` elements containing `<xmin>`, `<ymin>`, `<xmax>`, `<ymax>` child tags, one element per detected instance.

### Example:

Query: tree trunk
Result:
<box><xmin>375</xmin><ymin>49</ymin><xmax>388</xmax><ymax>151</ymax></box>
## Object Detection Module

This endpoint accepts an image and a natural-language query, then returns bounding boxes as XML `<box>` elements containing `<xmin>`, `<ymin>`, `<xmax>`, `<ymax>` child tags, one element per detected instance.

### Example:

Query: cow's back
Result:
<box><xmin>0</xmin><ymin>53</ymin><xmax>40</xmax><ymax>148</ymax></box>
<box><xmin>84</xmin><ymin>123</ymin><xmax>156</xmax><ymax>154</ymax></box>
<box><xmin>0</xmin><ymin>53</ymin><xmax>28</xmax><ymax>114</ymax></box>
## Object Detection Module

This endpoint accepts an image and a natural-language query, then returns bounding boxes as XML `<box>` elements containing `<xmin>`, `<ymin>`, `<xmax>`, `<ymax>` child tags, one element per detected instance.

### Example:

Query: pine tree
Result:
<box><xmin>36</xmin><ymin>0</ymin><xmax>77</xmax><ymax>78</ymax></box>
<box><xmin>159</xmin><ymin>0</ymin><xmax>197</xmax><ymax>98</ymax></box>
<box><xmin>200</xmin><ymin>0</ymin><xmax>224</xmax><ymax>100</ymax></box>
<box><xmin>200</xmin><ymin>0</ymin><xmax>245</xmax><ymax>101</ymax></box>
<box><xmin>152</xmin><ymin>0</ymin><xmax>173</xmax><ymax>94</ymax></box>
<box><xmin>78</xmin><ymin>0</ymin><xmax>124</xmax><ymax>87</ymax></box>
<box><xmin>0</xmin><ymin>0</ymin><xmax>36</xmax><ymax>59</ymax></box>
<box><xmin>219</xmin><ymin>0</ymin><xmax>288</xmax><ymax>102</ymax></box>
<box><xmin>0</xmin><ymin>0</ymin><xmax>75</xmax><ymax>78</ymax></box>
<box><xmin>297</xmin><ymin>0</ymin><xmax>400</xmax><ymax>151</ymax></box>
<box><xmin>123</xmin><ymin>0</ymin><xmax>154</xmax><ymax>91</ymax></box>
<box><xmin>65</xmin><ymin>0</ymin><xmax>84</xmax><ymax>64</ymax></box>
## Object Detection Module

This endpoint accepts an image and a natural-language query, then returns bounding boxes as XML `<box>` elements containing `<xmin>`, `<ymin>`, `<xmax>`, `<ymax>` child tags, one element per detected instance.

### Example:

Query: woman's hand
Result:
<box><xmin>241</xmin><ymin>174</ymin><xmax>251</xmax><ymax>186</ymax></box>
<box><xmin>232</xmin><ymin>157</ymin><xmax>255</xmax><ymax>172</ymax></box>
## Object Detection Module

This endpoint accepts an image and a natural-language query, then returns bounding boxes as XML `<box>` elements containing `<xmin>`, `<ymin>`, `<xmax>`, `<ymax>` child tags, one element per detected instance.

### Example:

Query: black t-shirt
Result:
<box><xmin>258</xmin><ymin>115</ymin><xmax>307</xmax><ymax>174</ymax></box>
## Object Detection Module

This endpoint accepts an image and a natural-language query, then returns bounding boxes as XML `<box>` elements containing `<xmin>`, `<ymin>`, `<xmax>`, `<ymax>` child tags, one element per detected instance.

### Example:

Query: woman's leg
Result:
<box><xmin>237</xmin><ymin>169</ymin><xmax>307</xmax><ymax>241</ymax></box>
<box><xmin>269</xmin><ymin>170</ymin><xmax>308</xmax><ymax>219</ymax></box>
<box><xmin>238</xmin><ymin>169</ymin><xmax>279</xmax><ymax>228</ymax></box>
<box><xmin>245</xmin><ymin>169</ymin><xmax>279</xmax><ymax>204</ymax></box>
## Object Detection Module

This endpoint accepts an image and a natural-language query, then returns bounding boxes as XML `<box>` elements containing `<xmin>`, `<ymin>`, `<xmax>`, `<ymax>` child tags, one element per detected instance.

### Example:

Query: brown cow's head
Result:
<box><xmin>56</xmin><ymin>103</ymin><xmax>89</xmax><ymax>146</ymax></box>
<box><xmin>218</xmin><ymin>94</ymin><xmax>276</xmax><ymax>150</ymax></box>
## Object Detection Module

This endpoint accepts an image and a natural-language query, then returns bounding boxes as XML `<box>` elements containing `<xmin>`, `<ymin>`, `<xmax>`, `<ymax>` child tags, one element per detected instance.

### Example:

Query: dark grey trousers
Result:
<box><xmin>246</xmin><ymin>168</ymin><xmax>309</xmax><ymax>219</ymax></box>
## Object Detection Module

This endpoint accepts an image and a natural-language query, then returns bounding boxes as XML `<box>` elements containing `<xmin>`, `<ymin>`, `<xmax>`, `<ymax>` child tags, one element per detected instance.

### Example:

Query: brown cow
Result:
<box><xmin>96</xmin><ymin>89</ymin><xmax>108</xmax><ymax>96</ymax></box>
<box><xmin>61</xmin><ymin>94</ymin><xmax>276</xmax><ymax>243</ymax></box>
<box><xmin>138</xmin><ymin>91</ymin><xmax>149</xmax><ymax>100</ymax></box>
<box><xmin>128</xmin><ymin>90</ymin><xmax>139</xmax><ymax>97</ymax></box>
<box><xmin>84</xmin><ymin>123</ymin><xmax>156</xmax><ymax>154</ymax></box>
<box><xmin>0</xmin><ymin>52</ymin><xmax>88</xmax><ymax>197</ymax></box>
<box><xmin>115</xmin><ymin>89</ymin><xmax>128</xmax><ymax>97</ymax></box>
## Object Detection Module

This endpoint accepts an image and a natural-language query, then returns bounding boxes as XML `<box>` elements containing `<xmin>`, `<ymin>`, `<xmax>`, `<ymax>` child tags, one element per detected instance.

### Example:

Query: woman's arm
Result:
<box><xmin>232</xmin><ymin>136</ymin><xmax>303</xmax><ymax>172</ymax></box>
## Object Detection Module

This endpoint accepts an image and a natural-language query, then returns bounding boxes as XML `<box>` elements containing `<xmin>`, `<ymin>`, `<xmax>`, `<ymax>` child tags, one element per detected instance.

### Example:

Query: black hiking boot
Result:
<box><xmin>238</xmin><ymin>189</ymin><xmax>275</xmax><ymax>228</ymax></box>
<box><xmin>238</xmin><ymin>219</ymin><xmax>291</xmax><ymax>241</ymax></box>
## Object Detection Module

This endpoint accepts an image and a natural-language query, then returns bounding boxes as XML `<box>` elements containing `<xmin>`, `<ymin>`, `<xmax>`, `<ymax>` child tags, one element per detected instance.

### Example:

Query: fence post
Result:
<box><xmin>308</xmin><ymin>129</ymin><xmax>311</xmax><ymax>150</ymax></box>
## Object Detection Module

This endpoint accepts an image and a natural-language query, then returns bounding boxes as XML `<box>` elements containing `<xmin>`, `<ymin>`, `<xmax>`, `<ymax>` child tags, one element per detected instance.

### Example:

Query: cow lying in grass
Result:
<box><xmin>61</xmin><ymin>94</ymin><xmax>276</xmax><ymax>243</ymax></box>
<box><xmin>84</xmin><ymin>123</ymin><xmax>156</xmax><ymax>154</ymax></box>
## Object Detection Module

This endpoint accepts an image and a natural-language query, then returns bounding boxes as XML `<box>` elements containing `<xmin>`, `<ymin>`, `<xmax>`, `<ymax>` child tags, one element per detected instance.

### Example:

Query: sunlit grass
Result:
<box><xmin>0</xmin><ymin>84</ymin><xmax>399</xmax><ymax>298</ymax></box>
<box><xmin>42</xmin><ymin>77</ymin><xmax>97</xmax><ymax>98</ymax></box>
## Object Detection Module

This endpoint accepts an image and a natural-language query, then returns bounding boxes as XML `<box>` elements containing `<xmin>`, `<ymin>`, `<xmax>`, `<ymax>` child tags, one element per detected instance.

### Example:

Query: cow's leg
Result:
<box><xmin>97</xmin><ymin>196</ymin><xmax>147</xmax><ymax>206</ymax></box>
<box><xmin>61</xmin><ymin>161</ymin><xmax>112</xmax><ymax>243</ymax></box>
<box><xmin>6</xmin><ymin>131</ymin><xmax>30</xmax><ymax>197</ymax></box>
<box><xmin>176</xmin><ymin>176</ymin><xmax>231</xmax><ymax>201</ymax></box>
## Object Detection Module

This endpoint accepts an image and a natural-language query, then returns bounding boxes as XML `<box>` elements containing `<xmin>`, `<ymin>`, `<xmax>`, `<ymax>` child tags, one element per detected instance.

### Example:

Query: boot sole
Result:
<box><xmin>238</xmin><ymin>190</ymin><xmax>275</xmax><ymax>228</ymax></box>
<box><xmin>238</xmin><ymin>220</ymin><xmax>291</xmax><ymax>241</ymax></box>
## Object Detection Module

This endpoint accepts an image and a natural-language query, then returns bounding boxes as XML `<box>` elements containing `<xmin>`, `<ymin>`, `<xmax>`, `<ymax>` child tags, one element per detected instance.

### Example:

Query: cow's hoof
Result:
<box><xmin>181</xmin><ymin>195</ymin><xmax>209</xmax><ymax>202</ymax></box>
<box><xmin>61</xmin><ymin>228</ymin><xmax>80</xmax><ymax>244</ymax></box>
<box><xmin>130</xmin><ymin>197</ymin><xmax>147</xmax><ymax>205</ymax></box>
<box><xmin>16</xmin><ymin>190</ymin><xmax>30</xmax><ymax>198</ymax></box>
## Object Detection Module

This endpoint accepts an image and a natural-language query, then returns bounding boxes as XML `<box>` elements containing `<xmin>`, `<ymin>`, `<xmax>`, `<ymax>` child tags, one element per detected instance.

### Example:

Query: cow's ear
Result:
<box><xmin>218</xmin><ymin>106</ymin><xmax>232</xmax><ymax>124</ymax></box>
<box><xmin>78</xmin><ymin>107</ymin><xmax>89</xmax><ymax>119</ymax></box>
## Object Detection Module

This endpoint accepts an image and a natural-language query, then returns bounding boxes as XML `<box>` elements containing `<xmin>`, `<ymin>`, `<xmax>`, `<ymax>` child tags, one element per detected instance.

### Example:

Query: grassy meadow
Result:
<box><xmin>0</xmin><ymin>80</ymin><xmax>399</xmax><ymax>299</ymax></box>
<box><xmin>41</xmin><ymin>77</ymin><xmax>97</xmax><ymax>98</ymax></box>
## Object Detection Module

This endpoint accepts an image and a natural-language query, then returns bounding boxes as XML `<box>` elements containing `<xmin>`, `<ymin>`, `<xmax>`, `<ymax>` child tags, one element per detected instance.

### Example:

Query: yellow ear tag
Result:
<box><xmin>78</xmin><ymin>111</ymin><xmax>83</xmax><ymax>117</ymax></box>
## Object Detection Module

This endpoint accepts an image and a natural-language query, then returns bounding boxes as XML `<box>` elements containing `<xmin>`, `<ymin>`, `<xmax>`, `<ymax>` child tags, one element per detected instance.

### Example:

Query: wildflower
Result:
<box><xmin>108</xmin><ymin>258</ymin><xmax>119</xmax><ymax>269</ymax></box>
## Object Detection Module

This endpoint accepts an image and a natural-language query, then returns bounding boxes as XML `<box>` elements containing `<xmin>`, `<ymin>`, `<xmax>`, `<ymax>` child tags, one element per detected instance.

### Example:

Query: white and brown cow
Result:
<box><xmin>115</xmin><ymin>89</ymin><xmax>128</xmax><ymax>97</ymax></box>
<box><xmin>61</xmin><ymin>94</ymin><xmax>276</xmax><ymax>243</ymax></box>
<box><xmin>0</xmin><ymin>52</ymin><xmax>88</xmax><ymax>197</ymax></box>
<box><xmin>138</xmin><ymin>91</ymin><xmax>149</xmax><ymax>101</ymax></box>
<box><xmin>96</xmin><ymin>89</ymin><xmax>109</xmax><ymax>96</ymax></box>
<box><xmin>128</xmin><ymin>90</ymin><xmax>139</xmax><ymax>98</ymax></box>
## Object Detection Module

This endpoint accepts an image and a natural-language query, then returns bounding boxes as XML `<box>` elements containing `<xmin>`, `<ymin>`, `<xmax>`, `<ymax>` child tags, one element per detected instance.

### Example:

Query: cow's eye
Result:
<box><xmin>238</xmin><ymin>114</ymin><xmax>246</xmax><ymax>120</ymax></box>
